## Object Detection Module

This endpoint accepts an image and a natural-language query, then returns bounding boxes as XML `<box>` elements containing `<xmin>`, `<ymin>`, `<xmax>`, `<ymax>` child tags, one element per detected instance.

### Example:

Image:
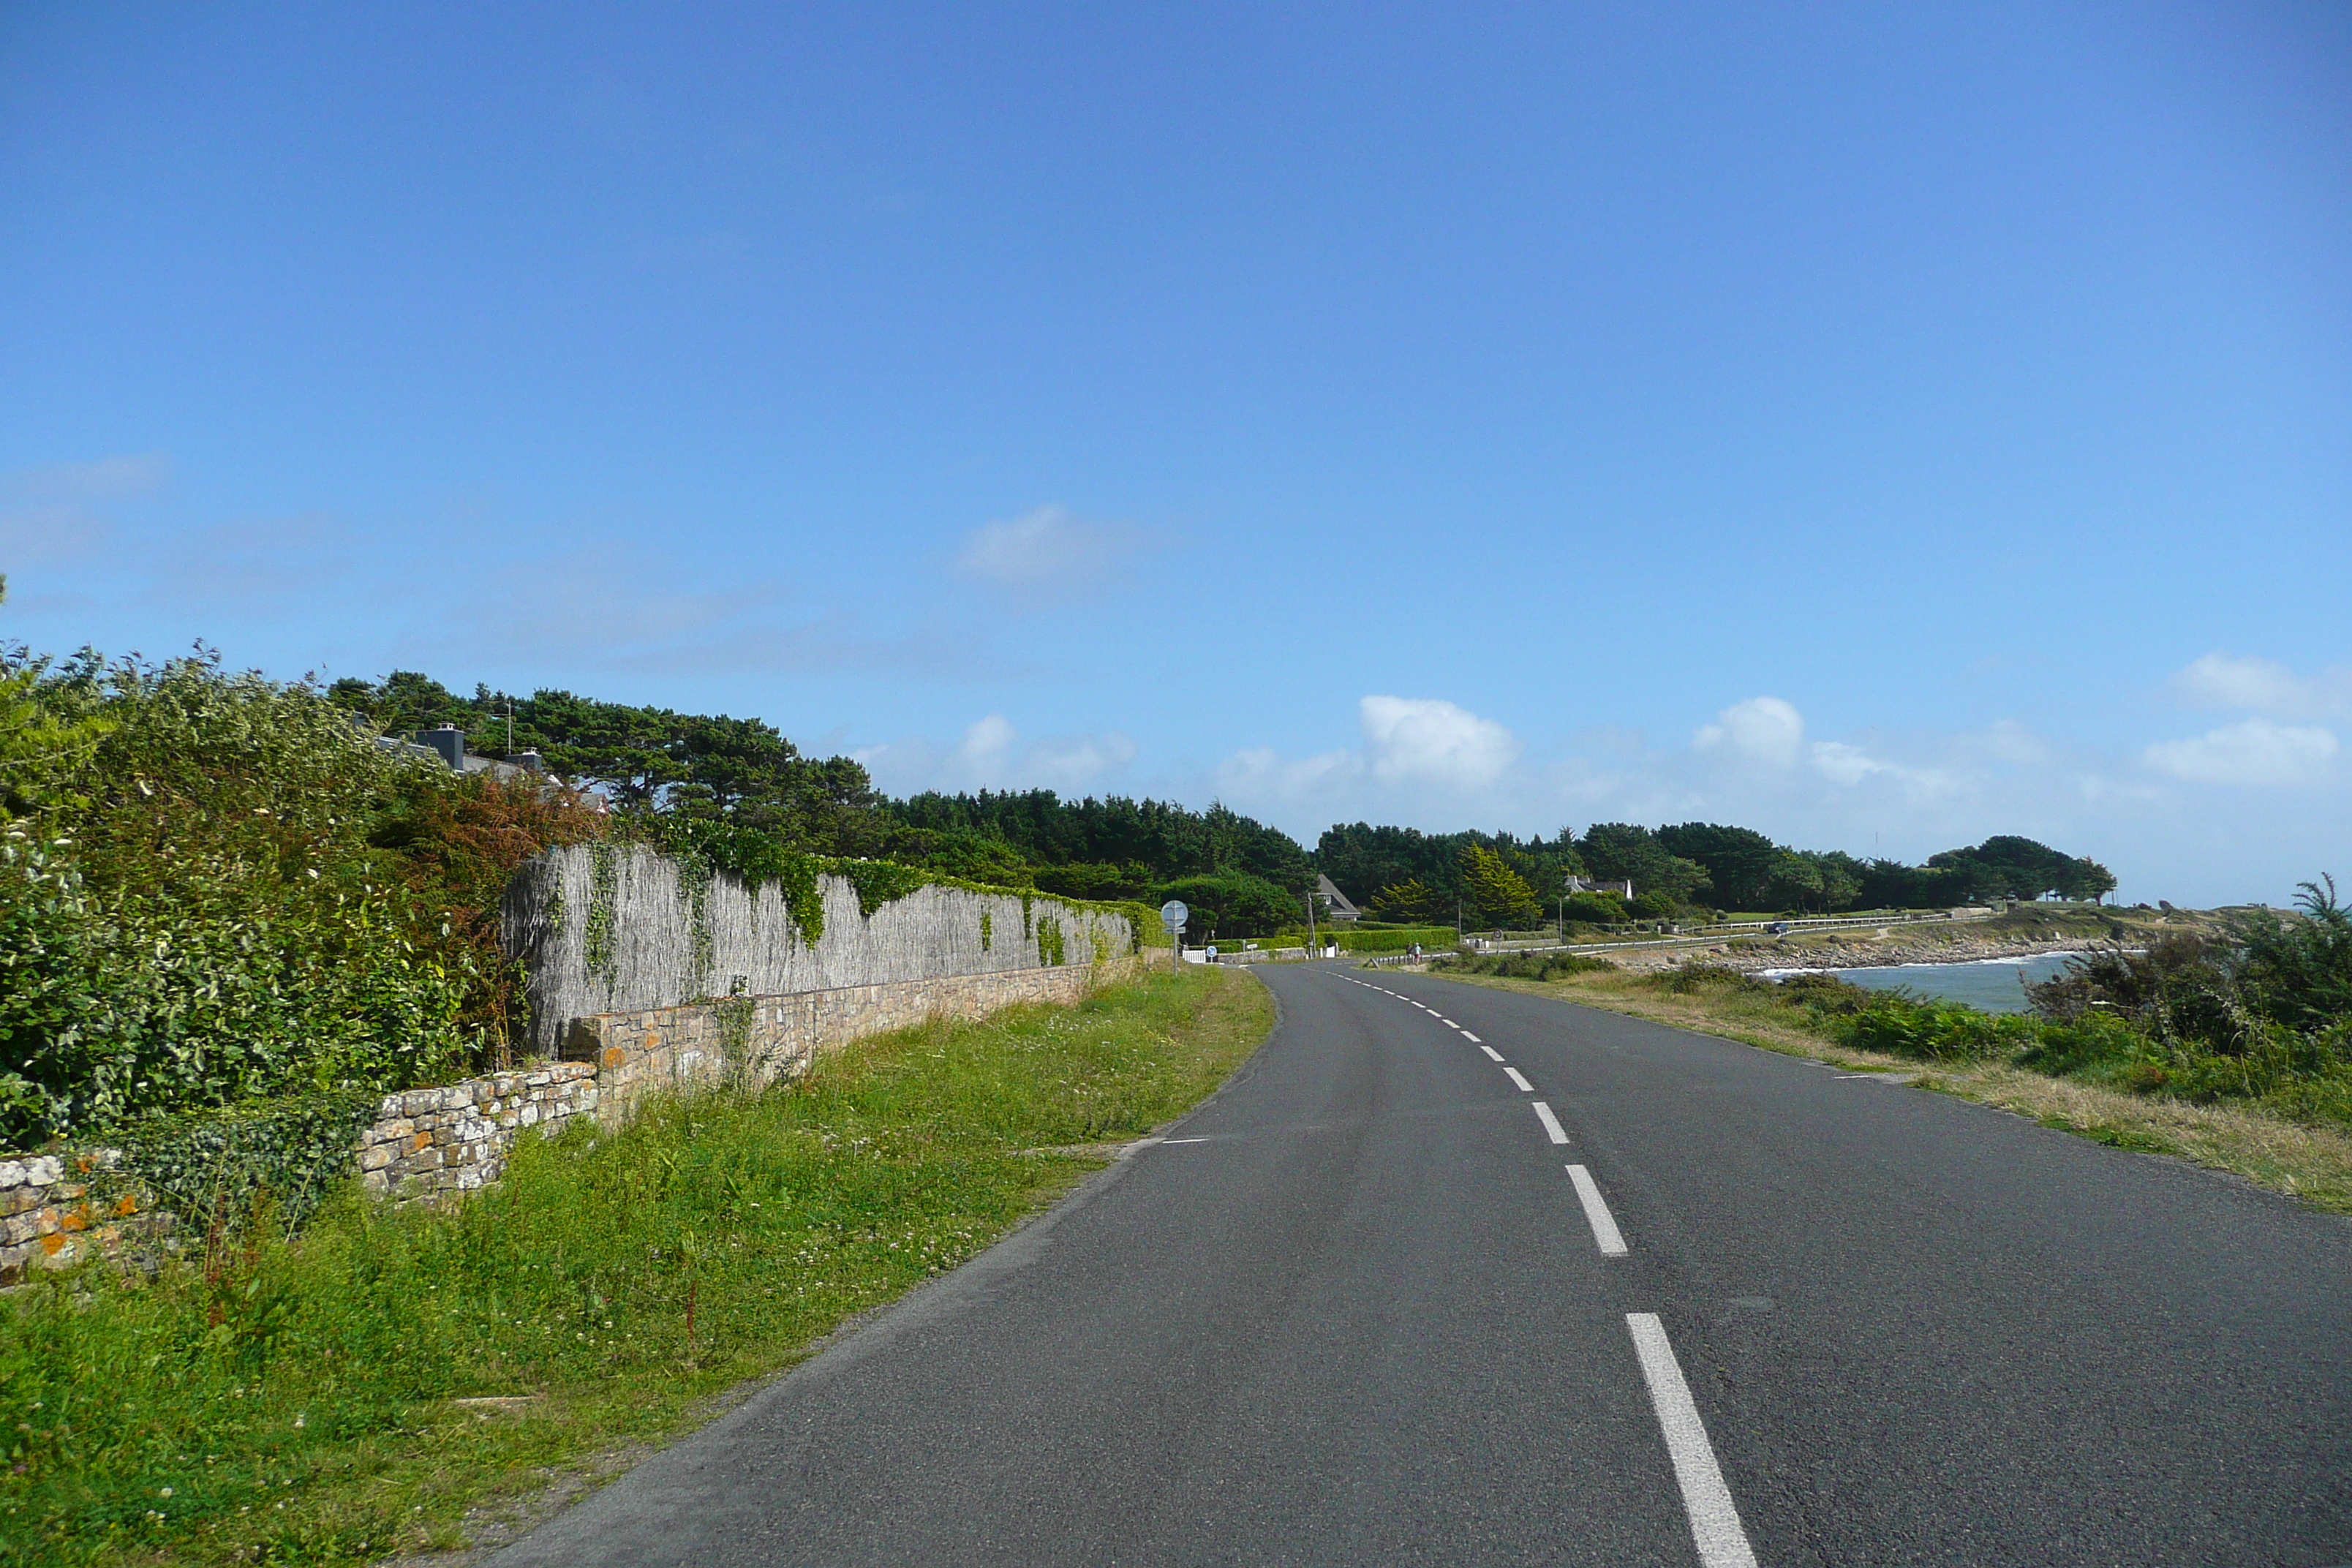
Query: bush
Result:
<box><xmin>1563</xmin><ymin>891</ymin><xmax>1627</xmax><ymax>925</ymax></box>
<box><xmin>0</xmin><ymin>653</ymin><xmax>603</xmax><ymax>1147</ymax></box>
<box><xmin>1835</xmin><ymin>998</ymin><xmax>2035</xmax><ymax>1062</ymax></box>
<box><xmin>1436</xmin><ymin>951</ymin><xmax>1615</xmax><ymax>981</ymax></box>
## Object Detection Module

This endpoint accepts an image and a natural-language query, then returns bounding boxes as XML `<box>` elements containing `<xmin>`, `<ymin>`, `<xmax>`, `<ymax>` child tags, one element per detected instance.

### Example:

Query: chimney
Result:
<box><xmin>415</xmin><ymin>725</ymin><xmax>466</xmax><ymax>771</ymax></box>
<box><xmin>510</xmin><ymin>750</ymin><xmax>546</xmax><ymax>774</ymax></box>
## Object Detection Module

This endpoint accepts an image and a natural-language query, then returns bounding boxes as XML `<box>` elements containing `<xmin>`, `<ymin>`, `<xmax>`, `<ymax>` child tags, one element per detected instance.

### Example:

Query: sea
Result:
<box><xmin>1763</xmin><ymin>951</ymin><xmax>2082</xmax><ymax>1015</ymax></box>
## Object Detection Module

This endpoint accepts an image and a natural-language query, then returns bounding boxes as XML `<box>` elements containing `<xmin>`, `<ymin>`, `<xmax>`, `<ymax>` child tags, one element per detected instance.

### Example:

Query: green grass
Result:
<box><xmin>0</xmin><ymin>966</ymin><xmax>1273</xmax><ymax>1567</ymax></box>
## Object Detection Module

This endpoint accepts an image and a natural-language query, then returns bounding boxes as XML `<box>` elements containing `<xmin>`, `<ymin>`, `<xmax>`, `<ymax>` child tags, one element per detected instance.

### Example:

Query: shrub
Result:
<box><xmin>1436</xmin><ymin>951</ymin><xmax>1614</xmax><ymax>981</ymax></box>
<box><xmin>0</xmin><ymin>652</ymin><xmax>605</xmax><ymax>1146</ymax></box>
<box><xmin>1563</xmin><ymin>891</ymin><xmax>1627</xmax><ymax>925</ymax></box>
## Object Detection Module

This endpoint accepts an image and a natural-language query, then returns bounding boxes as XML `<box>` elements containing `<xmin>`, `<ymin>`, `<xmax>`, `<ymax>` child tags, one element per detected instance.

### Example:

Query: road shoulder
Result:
<box><xmin>1429</xmin><ymin>968</ymin><xmax>2352</xmax><ymax>1216</ymax></box>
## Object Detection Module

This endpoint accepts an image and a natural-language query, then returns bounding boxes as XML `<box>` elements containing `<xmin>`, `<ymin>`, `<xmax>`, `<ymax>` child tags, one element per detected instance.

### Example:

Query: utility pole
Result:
<box><xmin>1305</xmin><ymin>885</ymin><xmax>1319</xmax><ymax>958</ymax></box>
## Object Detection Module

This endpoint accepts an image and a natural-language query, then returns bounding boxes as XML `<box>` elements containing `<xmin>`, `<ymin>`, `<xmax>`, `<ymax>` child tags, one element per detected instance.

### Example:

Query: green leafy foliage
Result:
<box><xmin>1153</xmin><ymin>870</ymin><xmax>1297</xmax><ymax>941</ymax></box>
<box><xmin>1317</xmin><ymin>823</ymin><xmax>1583</xmax><ymax>917</ymax></box>
<box><xmin>1434</xmin><ymin>951</ymin><xmax>1615</xmax><ymax>981</ymax></box>
<box><xmin>1563</xmin><ymin>890</ymin><xmax>1628</xmax><ymax>925</ymax></box>
<box><xmin>102</xmin><ymin>1091</ymin><xmax>384</xmax><ymax>1239</ymax></box>
<box><xmin>2016</xmin><ymin>879</ymin><xmax>2352</xmax><ymax>1116</ymax></box>
<box><xmin>0</xmin><ymin>652</ymin><xmax>606</xmax><ymax>1147</ymax></box>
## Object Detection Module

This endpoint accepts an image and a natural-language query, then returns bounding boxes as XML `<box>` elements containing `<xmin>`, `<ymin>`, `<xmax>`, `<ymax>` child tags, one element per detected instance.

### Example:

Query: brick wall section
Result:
<box><xmin>355</xmin><ymin>1060</ymin><xmax>601</xmax><ymax>1202</ymax></box>
<box><xmin>568</xmin><ymin>955</ymin><xmax>1143</xmax><ymax>1126</ymax></box>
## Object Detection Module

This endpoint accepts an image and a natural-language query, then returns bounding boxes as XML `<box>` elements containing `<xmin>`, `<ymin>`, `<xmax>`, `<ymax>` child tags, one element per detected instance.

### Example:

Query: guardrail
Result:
<box><xmin>1357</xmin><ymin>910</ymin><xmax>2007</xmax><ymax>968</ymax></box>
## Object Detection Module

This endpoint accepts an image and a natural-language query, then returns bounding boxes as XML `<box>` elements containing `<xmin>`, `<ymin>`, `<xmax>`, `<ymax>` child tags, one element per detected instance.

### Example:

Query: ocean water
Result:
<box><xmin>1766</xmin><ymin>952</ymin><xmax>2081</xmax><ymax>1015</ymax></box>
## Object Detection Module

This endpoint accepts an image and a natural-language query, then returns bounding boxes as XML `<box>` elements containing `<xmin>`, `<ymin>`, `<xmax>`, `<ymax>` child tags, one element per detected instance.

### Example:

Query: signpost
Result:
<box><xmin>1158</xmin><ymin>899</ymin><xmax>1188</xmax><ymax>971</ymax></box>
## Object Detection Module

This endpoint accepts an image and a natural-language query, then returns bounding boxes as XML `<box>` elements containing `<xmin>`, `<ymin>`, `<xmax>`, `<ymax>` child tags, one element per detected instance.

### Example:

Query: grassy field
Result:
<box><xmin>0</xmin><ymin>966</ymin><xmax>1273</xmax><ymax>1567</ymax></box>
<box><xmin>1431</xmin><ymin>964</ymin><xmax>2352</xmax><ymax>1215</ymax></box>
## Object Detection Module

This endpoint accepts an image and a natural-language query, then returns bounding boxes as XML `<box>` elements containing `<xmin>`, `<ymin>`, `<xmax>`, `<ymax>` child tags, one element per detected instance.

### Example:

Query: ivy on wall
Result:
<box><xmin>98</xmin><ymin>1090</ymin><xmax>381</xmax><ymax>1238</ymax></box>
<box><xmin>584</xmin><ymin>841</ymin><xmax>622</xmax><ymax>980</ymax></box>
<box><xmin>554</xmin><ymin>832</ymin><xmax>1165</xmax><ymax>995</ymax></box>
<box><xmin>1036</xmin><ymin>915</ymin><xmax>1066</xmax><ymax>967</ymax></box>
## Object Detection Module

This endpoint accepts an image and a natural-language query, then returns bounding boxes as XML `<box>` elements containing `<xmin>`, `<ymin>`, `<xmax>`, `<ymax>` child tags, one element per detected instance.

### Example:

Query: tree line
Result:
<box><xmin>1316</xmin><ymin>820</ymin><xmax>2117</xmax><ymax>930</ymax></box>
<box><xmin>334</xmin><ymin>669</ymin><xmax>2117</xmax><ymax>939</ymax></box>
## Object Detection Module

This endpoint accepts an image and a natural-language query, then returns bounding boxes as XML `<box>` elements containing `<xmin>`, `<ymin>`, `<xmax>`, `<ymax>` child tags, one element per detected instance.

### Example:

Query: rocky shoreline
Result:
<box><xmin>1602</xmin><ymin>930</ymin><xmax>2098</xmax><ymax>976</ymax></box>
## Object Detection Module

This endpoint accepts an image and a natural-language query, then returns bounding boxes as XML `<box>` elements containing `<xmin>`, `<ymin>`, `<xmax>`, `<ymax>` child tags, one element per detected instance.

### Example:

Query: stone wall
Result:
<box><xmin>0</xmin><ymin>1154</ymin><xmax>135</xmax><ymax>1284</ymax></box>
<box><xmin>569</xmin><ymin>954</ymin><xmax>1145</xmax><ymax>1125</ymax></box>
<box><xmin>504</xmin><ymin>845</ymin><xmax>1145</xmax><ymax>1057</ymax></box>
<box><xmin>3</xmin><ymin>954</ymin><xmax>1159</xmax><ymax>1283</ymax></box>
<box><xmin>4</xmin><ymin>845</ymin><xmax>1161</xmax><ymax>1284</ymax></box>
<box><xmin>354</xmin><ymin>1061</ymin><xmax>600</xmax><ymax>1201</ymax></box>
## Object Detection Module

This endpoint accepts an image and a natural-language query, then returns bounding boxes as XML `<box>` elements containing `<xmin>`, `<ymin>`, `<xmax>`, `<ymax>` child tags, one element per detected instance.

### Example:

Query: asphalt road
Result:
<box><xmin>491</xmin><ymin>964</ymin><xmax>2352</xmax><ymax>1567</ymax></box>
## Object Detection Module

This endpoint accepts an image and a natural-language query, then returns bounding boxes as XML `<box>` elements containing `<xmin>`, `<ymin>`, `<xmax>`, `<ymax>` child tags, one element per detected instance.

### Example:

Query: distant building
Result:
<box><xmin>1315</xmin><ymin>875</ymin><xmax>1362</xmax><ymax>923</ymax></box>
<box><xmin>377</xmin><ymin>723</ymin><xmax>546</xmax><ymax>785</ymax></box>
<box><xmin>1566</xmin><ymin>875</ymin><xmax>1635</xmax><ymax>899</ymax></box>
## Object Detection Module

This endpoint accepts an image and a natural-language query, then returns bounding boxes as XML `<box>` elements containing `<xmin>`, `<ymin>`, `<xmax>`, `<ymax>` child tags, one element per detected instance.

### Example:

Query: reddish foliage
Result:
<box><xmin>382</xmin><ymin>773</ymin><xmax>608</xmax><ymax>1061</ymax></box>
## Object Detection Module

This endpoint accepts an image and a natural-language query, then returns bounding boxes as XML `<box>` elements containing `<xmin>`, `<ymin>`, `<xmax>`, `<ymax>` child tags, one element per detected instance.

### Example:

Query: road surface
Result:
<box><xmin>492</xmin><ymin>962</ymin><xmax>2352</xmax><ymax>1567</ymax></box>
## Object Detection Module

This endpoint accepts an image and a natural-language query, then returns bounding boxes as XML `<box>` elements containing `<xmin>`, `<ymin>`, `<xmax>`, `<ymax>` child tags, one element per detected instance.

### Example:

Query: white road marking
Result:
<box><xmin>1460</xmin><ymin>1032</ymin><xmax>1481</xmax><ymax>1044</ymax></box>
<box><xmin>1480</xmin><ymin>1044</ymin><xmax>1505</xmax><ymax>1061</ymax></box>
<box><xmin>1531</xmin><ymin>1101</ymin><xmax>1571</xmax><ymax>1144</ymax></box>
<box><xmin>1626</xmin><ymin>1313</ymin><xmax>1757</xmax><ymax>1568</ymax></box>
<box><xmin>1161</xmin><ymin>1137</ymin><xmax>1214</xmax><ymax>1145</ymax></box>
<box><xmin>1504</xmin><ymin>1066</ymin><xmax>1535</xmax><ymax>1092</ymax></box>
<box><xmin>1567</xmin><ymin>1164</ymin><xmax>1628</xmax><ymax>1255</ymax></box>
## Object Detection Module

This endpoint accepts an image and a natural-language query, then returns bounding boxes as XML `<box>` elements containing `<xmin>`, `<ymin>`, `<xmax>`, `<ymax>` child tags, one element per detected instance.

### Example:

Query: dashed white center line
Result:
<box><xmin>1567</xmin><ymin>1164</ymin><xmax>1628</xmax><ymax>1255</ymax></box>
<box><xmin>1627</xmin><ymin>1313</ymin><xmax>1758</xmax><ymax>1568</ymax></box>
<box><xmin>1479</xmin><ymin>1044</ymin><xmax>1505</xmax><ymax>1061</ymax></box>
<box><xmin>1531</xmin><ymin>1101</ymin><xmax>1571</xmax><ymax>1144</ymax></box>
<box><xmin>1503</xmin><ymin>1066</ymin><xmax>1534</xmax><ymax>1092</ymax></box>
<box><xmin>1460</xmin><ymin>1031</ymin><xmax>1480</xmax><ymax>1044</ymax></box>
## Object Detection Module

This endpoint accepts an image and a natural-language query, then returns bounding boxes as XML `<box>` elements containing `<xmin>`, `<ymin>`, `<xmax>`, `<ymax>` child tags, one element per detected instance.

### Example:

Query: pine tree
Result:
<box><xmin>1459</xmin><ymin>843</ymin><xmax>1539</xmax><ymax>928</ymax></box>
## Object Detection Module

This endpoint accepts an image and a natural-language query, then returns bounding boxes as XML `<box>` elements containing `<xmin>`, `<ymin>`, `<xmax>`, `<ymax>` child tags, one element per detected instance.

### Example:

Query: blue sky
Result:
<box><xmin>4</xmin><ymin>2</ymin><xmax>2347</xmax><ymax>905</ymax></box>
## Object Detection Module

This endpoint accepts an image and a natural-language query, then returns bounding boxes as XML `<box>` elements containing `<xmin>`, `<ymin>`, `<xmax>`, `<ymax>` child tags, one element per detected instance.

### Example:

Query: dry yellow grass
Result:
<box><xmin>1440</xmin><ymin>969</ymin><xmax>2352</xmax><ymax>1215</ymax></box>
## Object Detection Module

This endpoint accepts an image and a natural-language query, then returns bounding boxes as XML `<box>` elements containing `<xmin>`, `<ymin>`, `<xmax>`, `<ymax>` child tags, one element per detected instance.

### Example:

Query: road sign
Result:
<box><xmin>1159</xmin><ymin>899</ymin><xmax>1188</xmax><ymax>931</ymax></box>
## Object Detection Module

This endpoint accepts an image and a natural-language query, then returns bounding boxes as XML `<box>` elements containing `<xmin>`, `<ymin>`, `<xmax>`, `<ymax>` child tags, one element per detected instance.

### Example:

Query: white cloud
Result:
<box><xmin>6</xmin><ymin>451</ymin><xmax>172</xmax><ymax>502</ymax></box>
<box><xmin>2143</xmin><ymin>719</ymin><xmax>2340</xmax><ymax>788</ymax></box>
<box><xmin>856</xmin><ymin>713</ymin><xmax>1136</xmax><ymax>796</ymax></box>
<box><xmin>949</xmin><ymin>714</ymin><xmax>1017</xmax><ymax>773</ymax></box>
<box><xmin>1806</xmin><ymin>739</ymin><xmax>1959</xmax><ymax>800</ymax></box>
<box><xmin>1361</xmin><ymin>696</ymin><xmax>1522</xmax><ymax>788</ymax></box>
<box><xmin>1694</xmin><ymin>696</ymin><xmax>1805</xmax><ymax>769</ymax></box>
<box><xmin>0</xmin><ymin>451</ymin><xmax>173</xmax><ymax>568</ymax></box>
<box><xmin>954</xmin><ymin>505</ymin><xmax>1153</xmax><ymax>606</ymax></box>
<box><xmin>2169</xmin><ymin>652</ymin><xmax>2352</xmax><ymax>720</ymax></box>
<box><xmin>1212</xmin><ymin>745</ymin><xmax>1362</xmax><ymax>803</ymax></box>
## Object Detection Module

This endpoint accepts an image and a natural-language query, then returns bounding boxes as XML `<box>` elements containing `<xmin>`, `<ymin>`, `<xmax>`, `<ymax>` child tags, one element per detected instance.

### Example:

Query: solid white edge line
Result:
<box><xmin>1504</xmin><ymin>1066</ymin><xmax>1535</xmax><ymax>1092</ymax></box>
<box><xmin>1626</xmin><ymin>1313</ymin><xmax>1758</xmax><ymax>1568</ymax></box>
<box><xmin>1531</xmin><ymin>1101</ymin><xmax>1570</xmax><ymax>1144</ymax></box>
<box><xmin>1480</xmin><ymin>1044</ymin><xmax>1505</xmax><ymax>1061</ymax></box>
<box><xmin>1566</xmin><ymin>1164</ymin><xmax>1628</xmax><ymax>1255</ymax></box>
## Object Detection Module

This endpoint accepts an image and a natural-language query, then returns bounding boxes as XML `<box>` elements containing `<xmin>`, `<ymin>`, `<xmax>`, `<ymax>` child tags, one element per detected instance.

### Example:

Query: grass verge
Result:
<box><xmin>0</xmin><ymin>965</ymin><xmax>1273</xmax><ymax>1567</ymax></box>
<box><xmin>1431</xmin><ymin>966</ymin><xmax>2352</xmax><ymax>1216</ymax></box>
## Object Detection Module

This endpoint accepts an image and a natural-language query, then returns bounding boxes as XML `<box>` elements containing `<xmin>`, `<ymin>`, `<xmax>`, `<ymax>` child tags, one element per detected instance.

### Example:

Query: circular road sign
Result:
<box><xmin>1158</xmin><ymin>899</ymin><xmax>1189</xmax><ymax>931</ymax></box>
